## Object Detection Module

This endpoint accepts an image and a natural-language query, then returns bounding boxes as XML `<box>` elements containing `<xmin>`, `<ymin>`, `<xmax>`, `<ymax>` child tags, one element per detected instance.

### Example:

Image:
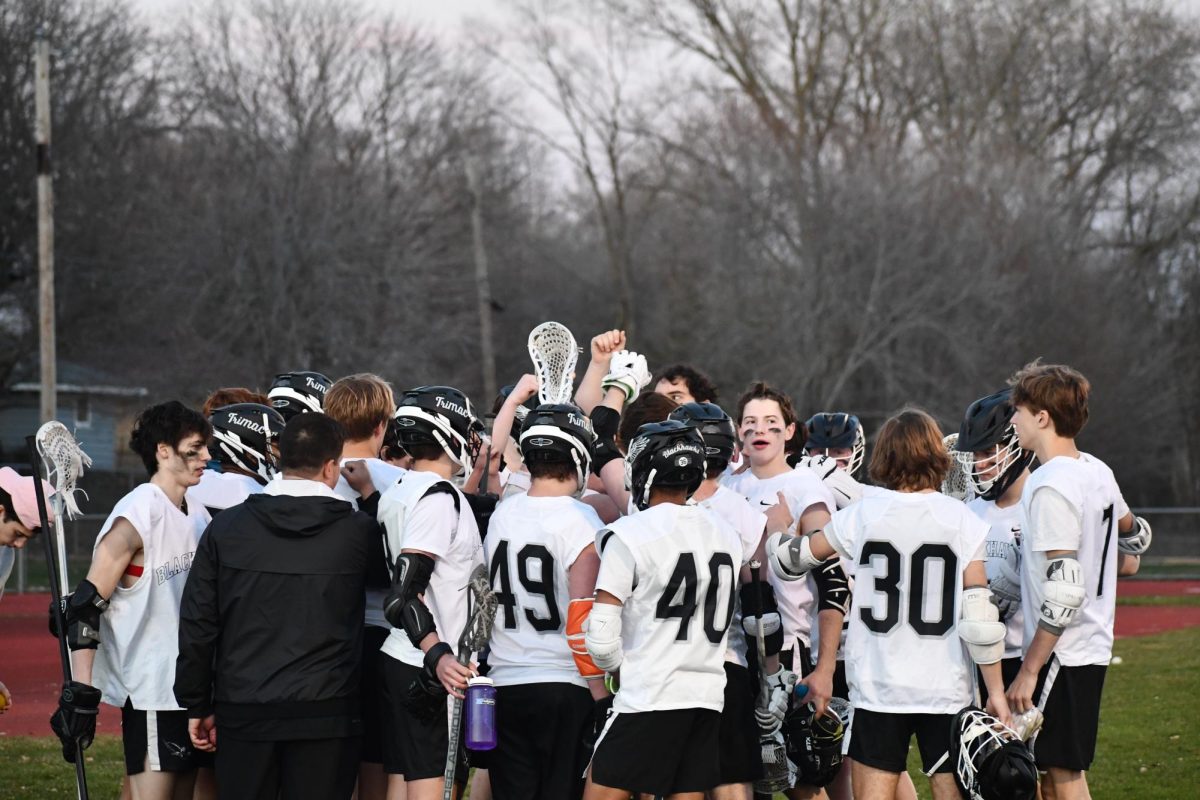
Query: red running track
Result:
<box><xmin>3</xmin><ymin>582</ymin><xmax>1199</xmax><ymax>737</ymax></box>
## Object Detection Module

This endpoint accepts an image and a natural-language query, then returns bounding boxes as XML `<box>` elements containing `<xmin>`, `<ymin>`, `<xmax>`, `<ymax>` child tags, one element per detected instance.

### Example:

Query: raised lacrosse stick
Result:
<box><xmin>527</xmin><ymin>321</ymin><xmax>579</xmax><ymax>405</ymax></box>
<box><xmin>941</xmin><ymin>433</ymin><xmax>973</xmax><ymax>502</ymax></box>
<box><xmin>444</xmin><ymin>564</ymin><xmax>498</xmax><ymax>800</ymax></box>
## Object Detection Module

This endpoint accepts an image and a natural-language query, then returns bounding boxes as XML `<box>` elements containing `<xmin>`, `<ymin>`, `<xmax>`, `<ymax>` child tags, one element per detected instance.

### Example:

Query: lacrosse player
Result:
<box><xmin>1004</xmin><ymin>362</ymin><xmax>1148</xmax><ymax>799</ymax></box>
<box><xmin>267</xmin><ymin>371</ymin><xmax>331</xmax><ymax>421</ymax></box>
<box><xmin>482</xmin><ymin>402</ymin><xmax>608</xmax><ymax>799</ymax></box>
<box><xmin>51</xmin><ymin>401</ymin><xmax>213</xmax><ymax>800</ymax></box>
<box><xmin>769</xmin><ymin>408</ymin><xmax>1011</xmax><ymax>800</ymax></box>
<box><xmin>0</xmin><ymin>468</ymin><xmax>54</xmax><ymax>713</ymax></box>
<box><xmin>370</xmin><ymin>386</ymin><xmax>486</xmax><ymax>800</ymax></box>
<box><xmin>585</xmin><ymin>421</ymin><xmax>751</xmax><ymax>800</ymax></box>
<box><xmin>652</xmin><ymin>363</ymin><xmax>720</xmax><ymax>405</ymax></box>
<box><xmin>190</xmin><ymin>403</ymin><xmax>285</xmax><ymax>517</ymax></box>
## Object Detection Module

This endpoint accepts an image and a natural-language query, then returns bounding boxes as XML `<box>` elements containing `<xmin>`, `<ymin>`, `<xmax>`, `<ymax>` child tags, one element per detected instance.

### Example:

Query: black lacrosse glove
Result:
<box><xmin>50</xmin><ymin>681</ymin><xmax>101</xmax><ymax>763</ymax></box>
<box><xmin>590</xmin><ymin>407</ymin><xmax>622</xmax><ymax>475</ymax></box>
<box><xmin>583</xmin><ymin>694</ymin><xmax>615</xmax><ymax>754</ymax></box>
<box><xmin>401</xmin><ymin>667</ymin><xmax>448</xmax><ymax>723</ymax></box>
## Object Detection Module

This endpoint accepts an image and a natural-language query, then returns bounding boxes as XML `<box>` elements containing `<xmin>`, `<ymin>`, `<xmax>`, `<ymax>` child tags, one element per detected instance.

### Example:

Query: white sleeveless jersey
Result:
<box><xmin>189</xmin><ymin>469</ymin><xmax>262</xmax><ymax>514</ymax></box>
<box><xmin>596</xmin><ymin>503</ymin><xmax>750</xmax><ymax>713</ymax></box>
<box><xmin>694</xmin><ymin>485</ymin><xmax>766</xmax><ymax>668</ymax></box>
<box><xmin>824</xmin><ymin>490</ymin><xmax>988</xmax><ymax>714</ymax></box>
<box><xmin>721</xmin><ymin>468</ymin><xmax>835</xmax><ymax>650</ymax></box>
<box><xmin>484</xmin><ymin>493</ymin><xmax>603</xmax><ymax>687</ymax></box>
<box><xmin>93</xmin><ymin>483</ymin><xmax>211</xmax><ymax>710</ymax></box>
<box><xmin>1019</xmin><ymin>454</ymin><xmax>1128</xmax><ymax>666</ymax></box>
<box><xmin>966</xmin><ymin>497</ymin><xmax>1025</xmax><ymax>658</ymax></box>
<box><xmin>378</xmin><ymin>469</ymin><xmax>485</xmax><ymax>667</ymax></box>
<box><xmin>335</xmin><ymin>457</ymin><xmax>406</xmax><ymax>628</ymax></box>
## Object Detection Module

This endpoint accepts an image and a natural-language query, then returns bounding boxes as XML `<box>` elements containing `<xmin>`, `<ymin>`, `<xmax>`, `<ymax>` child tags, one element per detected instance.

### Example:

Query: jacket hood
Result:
<box><xmin>245</xmin><ymin>493</ymin><xmax>354</xmax><ymax>538</ymax></box>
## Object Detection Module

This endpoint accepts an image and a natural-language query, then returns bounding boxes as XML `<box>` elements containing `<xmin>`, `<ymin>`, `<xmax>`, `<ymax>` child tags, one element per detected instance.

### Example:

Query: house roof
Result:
<box><xmin>8</xmin><ymin>360</ymin><xmax>148</xmax><ymax>398</ymax></box>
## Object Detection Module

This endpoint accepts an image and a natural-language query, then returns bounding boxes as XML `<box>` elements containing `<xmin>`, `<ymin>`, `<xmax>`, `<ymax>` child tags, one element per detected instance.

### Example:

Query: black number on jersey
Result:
<box><xmin>655</xmin><ymin>552</ymin><xmax>736</xmax><ymax>644</ymax></box>
<box><xmin>488</xmin><ymin>540</ymin><xmax>561</xmax><ymax>632</ymax></box>
<box><xmin>1098</xmin><ymin>504</ymin><xmax>1115</xmax><ymax>597</ymax></box>
<box><xmin>858</xmin><ymin>541</ymin><xmax>958</xmax><ymax>637</ymax></box>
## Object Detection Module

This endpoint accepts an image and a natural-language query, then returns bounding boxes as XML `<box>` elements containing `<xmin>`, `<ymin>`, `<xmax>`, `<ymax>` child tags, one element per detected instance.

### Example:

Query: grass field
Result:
<box><xmin>3</xmin><ymin>627</ymin><xmax>1197</xmax><ymax>799</ymax></box>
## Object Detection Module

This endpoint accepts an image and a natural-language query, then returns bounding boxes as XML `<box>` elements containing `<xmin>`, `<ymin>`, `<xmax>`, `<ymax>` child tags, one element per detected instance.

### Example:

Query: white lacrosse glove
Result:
<box><xmin>755</xmin><ymin>667</ymin><xmax>797</xmax><ymax>735</ymax></box>
<box><xmin>796</xmin><ymin>455</ymin><xmax>862</xmax><ymax>509</ymax></box>
<box><xmin>601</xmin><ymin>350</ymin><xmax>651</xmax><ymax>404</ymax></box>
<box><xmin>1118</xmin><ymin>515</ymin><xmax>1152</xmax><ymax>556</ymax></box>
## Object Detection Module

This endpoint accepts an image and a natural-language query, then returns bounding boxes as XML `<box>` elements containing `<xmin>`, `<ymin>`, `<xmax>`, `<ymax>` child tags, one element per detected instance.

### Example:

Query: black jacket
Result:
<box><xmin>174</xmin><ymin>490</ymin><xmax>379</xmax><ymax>740</ymax></box>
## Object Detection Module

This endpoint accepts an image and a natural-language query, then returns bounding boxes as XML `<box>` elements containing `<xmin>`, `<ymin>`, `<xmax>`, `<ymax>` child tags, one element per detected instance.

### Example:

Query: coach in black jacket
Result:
<box><xmin>175</xmin><ymin>412</ymin><xmax>379</xmax><ymax>800</ymax></box>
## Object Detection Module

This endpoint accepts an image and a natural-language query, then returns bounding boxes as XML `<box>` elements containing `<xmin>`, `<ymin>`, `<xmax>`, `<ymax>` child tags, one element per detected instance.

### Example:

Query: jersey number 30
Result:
<box><xmin>656</xmin><ymin>552</ymin><xmax>737</xmax><ymax>644</ymax></box>
<box><xmin>859</xmin><ymin>542</ymin><xmax>958</xmax><ymax>636</ymax></box>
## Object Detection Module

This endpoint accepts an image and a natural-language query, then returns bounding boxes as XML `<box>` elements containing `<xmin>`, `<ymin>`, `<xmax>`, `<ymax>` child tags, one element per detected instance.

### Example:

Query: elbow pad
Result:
<box><xmin>767</xmin><ymin>531</ymin><xmax>821</xmax><ymax>580</ymax></box>
<box><xmin>567</xmin><ymin>598</ymin><xmax>604</xmax><ymax>680</ymax></box>
<box><xmin>585</xmin><ymin>601</ymin><xmax>624</xmax><ymax>672</ymax></box>
<box><xmin>814</xmin><ymin>558</ymin><xmax>851</xmax><ymax>615</ymax></box>
<box><xmin>590</xmin><ymin>407</ymin><xmax>623</xmax><ymax>476</ymax></box>
<box><xmin>958</xmin><ymin>587</ymin><xmax>1006</xmax><ymax>665</ymax></box>
<box><xmin>50</xmin><ymin>579</ymin><xmax>109</xmax><ymax>651</ymax></box>
<box><xmin>1117</xmin><ymin>515</ymin><xmax>1151</xmax><ymax>556</ymax></box>
<box><xmin>738</xmin><ymin>582</ymin><xmax>783</xmax><ymax>655</ymax></box>
<box><xmin>1038</xmin><ymin>557</ymin><xmax>1086</xmax><ymax>635</ymax></box>
<box><xmin>383</xmin><ymin>553</ymin><xmax>438</xmax><ymax>647</ymax></box>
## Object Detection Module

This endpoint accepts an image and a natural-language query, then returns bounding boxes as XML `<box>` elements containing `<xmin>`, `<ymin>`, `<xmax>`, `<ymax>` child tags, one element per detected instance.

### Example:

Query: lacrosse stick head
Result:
<box><xmin>35</xmin><ymin>421</ymin><xmax>92</xmax><ymax>520</ymax></box>
<box><xmin>459</xmin><ymin>564</ymin><xmax>498</xmax><ymax>656</ymax></box>
<box><xmin>940</xmin><ymin>433</ymin><xmax>973</xmax><ymax>502</ymax></box>
<box><xmin>527</xmin><ymin>322</ymin><xmax>579</xmax><ymax>405</ymax></box>
<box><xmin>755</xmin><ymin>729</ymin><xmax>796</xmax><ymax>793</ymax></box>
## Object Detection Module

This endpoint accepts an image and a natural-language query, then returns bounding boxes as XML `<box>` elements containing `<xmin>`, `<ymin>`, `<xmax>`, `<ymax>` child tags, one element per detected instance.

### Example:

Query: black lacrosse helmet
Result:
<box><xmin>954</xmin><ymin>389</ymin><xmax>1034</xmax><ymax>501</ymax></box>
<box><xmin>209</xmin><ymin>403</ymin><xmax>286</xmax><ymax>486</ymax></box>
<box><xmin>951</xmin><ymin>706</ymin><xmax>1038</xmax><ymax>800</ymax></box>
<box><xmin>668</xmin><ymin>402</ymin><xmax>737</xmax><ymax>474</ymax></box>
<box><xmin>268</xmin><ymin>371</ymin><xmax>331</xmax><ymax>421</ymax></box>
<box><xmin>804</xmin><ymin>412</ymin><xmax>866</xmax><ymax>476</ymax></box>
<box><xmin>519</xmin><ymin>403</ymin><xmax>596</xmax><ymax>492</ymax></box>
<box><xmin>624</xmin><ymin>420</ymin><xmax>706</xmax><ymax>510</ymax></box>
<box><xmin>394</xmin><ymin>386</ymin><xmax>484</xmax><ymax>469</ymax></box>
<box><xmin>784</xmin><ymin>700</ymin><xmax>846</xmax><ymax>787</ymax></box>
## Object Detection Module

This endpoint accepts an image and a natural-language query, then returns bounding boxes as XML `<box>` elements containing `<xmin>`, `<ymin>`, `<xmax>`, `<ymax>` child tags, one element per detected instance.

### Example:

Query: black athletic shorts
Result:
<box><xmin>1033</xmin><ymin>657</ymin><xmax>1107</xmax><ymax>771</ymax></box>
<box><xmin>120</xmin><ymin>699</ymin><xmax>198</xmax><ymax>774</ymax></box>
<box><xmin>846</xmin><ymin>708</ymin><xmax>954</xmax><ymax>774</ymax></box>
<box><xmin>978</xmin><ymin>656</ymin><xmax>1022</xmax><ymax>706</ymax></box>
<box><xmin>379</xmin><ymin>656</ymin><xmax>467</xmax><ymax>780</ymax></box>
<box><xmin>360</xmin><ymin>625</ymin><xmax>390</xmax><ymax>764</ymax></box>
<box><xmin>487</xmin><ymin>681</ymin><xmax>593</xmax><ymax>800</ymax></box>
<box><xmin>717</xmin><ymin>663</ymin><xmax>762</xmax><ymax>786</ymax></box>
<box><xmin>833</xmin><ymin>659</ymin><xmax>849</xmax><ymax>700</ymax></box>
<box><xmin>590</xmin><ymin>707</ymin><xmax>721</xmax><ymax>796</ymax></box>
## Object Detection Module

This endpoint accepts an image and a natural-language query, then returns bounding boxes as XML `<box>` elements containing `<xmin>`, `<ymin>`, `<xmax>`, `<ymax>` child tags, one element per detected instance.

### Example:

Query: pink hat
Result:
<box><xmin>0</xmin><ymin>467</ymin><xmax>56</xmax><ymax>529</ymax></box>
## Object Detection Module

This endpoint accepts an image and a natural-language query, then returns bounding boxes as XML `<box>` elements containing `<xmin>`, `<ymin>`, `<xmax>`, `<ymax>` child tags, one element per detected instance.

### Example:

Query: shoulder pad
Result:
<box><xmin>420</xmin><ymin>482</ymin><xmax>461</xmax><ymax>514</ymax></box>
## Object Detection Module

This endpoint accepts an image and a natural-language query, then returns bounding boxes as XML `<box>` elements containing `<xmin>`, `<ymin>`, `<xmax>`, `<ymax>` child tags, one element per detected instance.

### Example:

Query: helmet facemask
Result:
<box><xmin>955</xmin><ymin>423</ymin><xmax>1031</xmax><ymax>501</ymax></box>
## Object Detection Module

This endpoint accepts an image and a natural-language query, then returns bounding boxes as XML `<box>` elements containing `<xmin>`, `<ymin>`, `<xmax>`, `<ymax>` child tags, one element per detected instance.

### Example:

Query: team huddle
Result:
<box><xmin>38</xmin><ymin>326</ymin><xmax>1152</xmax><ymax>800</ymax></box>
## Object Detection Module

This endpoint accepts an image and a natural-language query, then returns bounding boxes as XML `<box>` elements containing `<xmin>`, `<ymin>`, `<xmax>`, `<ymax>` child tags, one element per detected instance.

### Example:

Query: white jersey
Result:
<box><xmin>694</xmin><ymin>485</ymin><xmax>766</xmax><ymax>667</ymax></box>
<box><xmin>595</xmin><ymin>503</ymin><xmax>750</xmax><ymax>713</ymax></box>
<box><xmin>721</xmin><ymin>468</ymin><xmax>835</xmax><ymax>650</ymax></box>
<box><xmin>378</xmin><ymin>469</ymin><xmax>485</xmax><ymax>667</ymax></box>
<box><xmin>189</xmin><ymin>469</ymin><xmax>263</xmax><ymax>515</ymax></box>
<box><xmin>335</xmin><ymin>457</ymin><xmax>405</xmax><ymax>628</ymax></box>
<box><xmin>1019</xmin><ymin>454</ymin><xmax>1128</xmax><ymax>666</ymax></box>
<box><xmin>93</xmin><ymin>483</ymin><xmax>211</xmax><ymax>710</ymax></box>
<box><xmin>966</xmin><ymin>497</ymin><xmax>1025</xmax><ymax>659</ymax></box>
<box><xmin>825</xmin><ymin>490</ymin><xmax>988</xmax><ymax>714</ymax></box>
<box><xmin>484</xmin><ymin>493</ymin><xmax>603</xmax><ymax>687</ymax></box>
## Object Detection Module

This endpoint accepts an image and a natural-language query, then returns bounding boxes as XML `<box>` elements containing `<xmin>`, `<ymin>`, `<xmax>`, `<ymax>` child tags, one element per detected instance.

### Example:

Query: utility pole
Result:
<box><xmin>35</xmin><ymin>32</ymin><xmax>56</xmax><ymax>423</ymax></box>
<box><xmin>465</xmin><ymin>158</ymin><xmax>497</xmax><ymax>403</ymax></box>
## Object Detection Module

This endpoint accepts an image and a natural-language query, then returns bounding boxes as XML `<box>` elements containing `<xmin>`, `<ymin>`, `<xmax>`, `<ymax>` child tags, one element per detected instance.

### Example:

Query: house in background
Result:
<box><xmin>0</xmin><ymin>361</ymin><xmax>149</xmax><ymax>471</ymax></box>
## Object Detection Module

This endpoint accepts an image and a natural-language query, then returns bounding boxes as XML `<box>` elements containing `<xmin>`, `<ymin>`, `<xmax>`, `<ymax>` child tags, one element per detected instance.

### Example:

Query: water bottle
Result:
<box><xmin>464</xmin><ymin>676</ymin><xmax>497</xmax><ymax>751</ymax></box>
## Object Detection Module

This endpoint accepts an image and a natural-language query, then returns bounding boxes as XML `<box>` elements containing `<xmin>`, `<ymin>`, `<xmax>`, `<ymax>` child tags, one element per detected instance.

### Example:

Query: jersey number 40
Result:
<box><xmin>859</xmin><ymin>542</ymin><xmax>959</xmax><ymax>637</ymax></box>
<box><xmin>656</xmin><ymin>552</ymin><xmax>737</xmax><ymax>644</ymax></box>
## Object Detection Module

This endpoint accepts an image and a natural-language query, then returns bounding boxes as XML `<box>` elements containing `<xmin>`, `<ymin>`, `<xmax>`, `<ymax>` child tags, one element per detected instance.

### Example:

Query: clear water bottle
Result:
<box><xmin>464</xmin><ymin>676</ymin><xmax>497</xmax><ymax>751</ymax></box>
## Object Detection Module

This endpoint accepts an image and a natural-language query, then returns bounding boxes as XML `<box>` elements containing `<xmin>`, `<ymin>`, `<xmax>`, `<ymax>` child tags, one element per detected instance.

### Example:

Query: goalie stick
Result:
<box><xmin>443</xmin><ymin>564</ymin><xmax>498</xmax><ymax>800</ymax></box>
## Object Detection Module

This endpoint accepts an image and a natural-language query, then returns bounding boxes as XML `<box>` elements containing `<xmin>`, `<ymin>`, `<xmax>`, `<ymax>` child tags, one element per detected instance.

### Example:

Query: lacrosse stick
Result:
<box><xmin>28</xmin><ymin>431</ymin><xmax>91</xmax><ymax>800</ymax></box>
<box><xmin>527</xmin><ymin>321</ymin><xmax>579</xmax><ymax>405</ymax></box>
<box><xmin>750</xmin><ymin>562</ymin><xmax>793</xmax><ymax>793</ymax></box>
<box><xmin>941</xmin><ymin>434</ymin><xmax>973</xmax><ymax>502</ymax></box>
<box><xmin>444</xmin><ymin>564</ymin><xmax>498</xmax><ymax>800</ymax></box>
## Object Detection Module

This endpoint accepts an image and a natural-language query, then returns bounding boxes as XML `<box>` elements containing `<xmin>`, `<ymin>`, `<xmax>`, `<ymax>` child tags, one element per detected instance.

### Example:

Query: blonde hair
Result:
<box><xmin>323</xmin><ymin>374</ymin><xmax>395</xmax><ymax>441</ymax></box>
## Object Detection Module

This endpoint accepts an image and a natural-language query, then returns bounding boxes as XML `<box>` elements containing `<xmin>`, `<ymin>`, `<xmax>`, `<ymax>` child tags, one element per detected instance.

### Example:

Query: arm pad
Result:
<box><xmin>813</xmin><ymin>558</ymin><xmax>851</xmax><ymax>615</ymax></box>
<box><xmin>585</xmin><ymin>601</ymin><xmax>624</xmax><ymax>672</ymax></box>
<box><xmin>1118</xmin><ymin>515</ymin><xmax>1152</xmax><ymax>556</ymax></box>
<box><xmin>958</xmin><ymin>587</ymin><xmax>1006</xmax><ymax>665</ymax></box>
<box><xmin>58</xmin><ymin>579</ymin><xmax>109</xmax><ymax>651</ymax></box>
<box><xmin>1038</xmin><ymin>556</ymin><xmax>1086</xmax><ymax>635</ymax></box>
<box><xmin>738</xmin><ymin>581</ymin><xmax>783</xmax><ymax>655</ymax></box>
<box><xmin>767</xmin><ymin>531</ymin><xmax>821</xmax><ymax>580</ymax></box>
<box><xmin>383</xmin><ymin>553</ymin><xmax>437</xmax><ymax>647</ymax></box>
<box><xmin>567</xmin><ymin>598</ymin><xmax>605</xmax><ymax>680</ymax></box>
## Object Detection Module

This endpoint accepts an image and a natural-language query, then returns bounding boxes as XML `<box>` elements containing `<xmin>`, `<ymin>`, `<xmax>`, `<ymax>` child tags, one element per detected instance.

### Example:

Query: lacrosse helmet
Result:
<box><xmin>518</xmin><ymin>403</ymin><xmax>595</xmax><ymax>493</ymax></box>
<box><xmin>625</xmin><ymin>420</ymin><xmax>706</xmax><ymax>510</ymax></box>
<box><xmin>954</xmin><ymin>389</ymin><xmax>1034</xmax><ymax>501</ymax></box>
<box><xmin>784</xmin><ymin>700</ymin><xmax>846</xmax><ymax>787</ymax></box>
<box><xmin>209</xmin><ymin>403</ymin><xmax>285</xmax><ymax>485</ymax></box>
<box><xmin>494</xmin><ymin>384</ymin><xmax>539</xmax><ymax>441</ymax></box>
<box><xmin>668</xmin><ymin>402</ymin><xmax>737</xmax><ymax>474</ymax></box>
<box><xmin>268</xmin><ymin>371</ymin><xmax>331</xmax><ymax>421</ymax></box>
<box><xmin>393</xmin><ymin>386</ymin><xmax>484</xmax><ymax>469</ymax></box>
<box><xmin>951</xmin><ymin>707</ymin><xmax>1038</xmax><ymax>800</ymax></box>
<box><xmin>804</xmin><ymin>412</ymin><xmax>866</xmax><ymax>476</ymax></box>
